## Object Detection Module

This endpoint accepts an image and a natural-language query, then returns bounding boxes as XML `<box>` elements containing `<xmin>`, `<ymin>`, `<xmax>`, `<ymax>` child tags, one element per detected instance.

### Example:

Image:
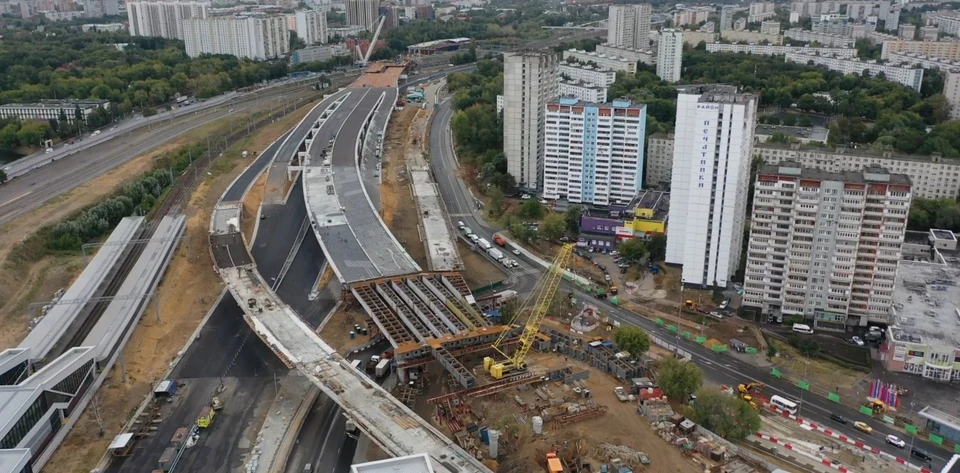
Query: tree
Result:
<box><xmin>658</xmin><ymin>357</ymin><xmax>704</xmax><ymax>402</ymax></box>
<box><xmin>540</xmin><ymin>213</ymin><xmax>566</xmax><ymax>241</ymax></box>
<box><xmin>798</xmin><ymin>115</ymin><xmax>814</xmax><ymax>127</ymax></box>
<box><xmin>613</xmin><ymin>326</ymin><xmax>650</xmax><ymax>356</ymax></box>
<box><xmin>619</xmin><ymin>238</ymin><xmax>646</xmax><ymax>262</ymax></box>
<box><xmin>518</xmin><ymin>199</ymin><xmax>545</xmax><ymax>219</ymax></box>
<box><xmin>686</xmin><ymin>388</ymin><xmax>761</xmax><ymax>441</ymax></box>
<box><xmin>712</xmin><ymin>280</ymin><xmax>724</xmax><ymax>303</ymax></box>
<box><xmin>564</xmin><ymin>205</ymin><xmax>582</xmax><ymax>233</ymax></box>
<box><xmin>487</xmin><ymin>184</ymin><xmax>504</xmax><ymax>217</ymax></box>
<box><xmin>647</xmin><ymin>233</ymin><xmax>667</xmax><ymax>262</ymax></box>
<box><xmin>781</xmin><ymin>114</ymin><xmax>797</xmax><ymax>126</ymax></box>
<box><xmin>768</xmin><ymin>132</ymin><xmax>793</xmax><ymax>143</ymax></box>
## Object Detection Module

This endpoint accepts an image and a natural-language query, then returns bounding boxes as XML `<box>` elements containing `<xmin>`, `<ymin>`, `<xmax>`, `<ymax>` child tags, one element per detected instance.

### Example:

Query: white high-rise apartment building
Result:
<box><xmin>946</xmin><ymin>69</ymin><xmax>960</xmax><ymax>120</ymax></box>
<box><xmin>543</xmin><ymin>98</ymin><xmax>647</xmax><ymax>205</ymax></box>
<box><xmin>656</xmin><ymin>29</ymin><xmax>683</xmax><ymax>83</ymax></box>
<box><xmin>742</xmin><ymin>163</ymin><xmax>911</xmax><ymax>329</ymax></box>
<box><xmin>607</xmin><ymin>4</ymin><xmax>652</xmax><ymax>50</ymax></box>
<box><xmin>183</xmin><ymin>16</ymin><xmax>289</xmax><ymax>60</ymax></box>
<box><xmin>295</xmin><ymin>10</ymin><xmax>328</xmax><ymax>45</ymax></box>
<box><xmin>503</xmin><ymin>50</ymin><xmax>559</xmax><ymax>190</ymax></box>
<box><xmin>346</xmin><ymin>0</ymin><xmax>378</xmax><ymax>31</ymax></box>
<box><xmin>127</xmin><ymin>0</ymin><xmax>210</xmax><ymax>39</ymax></box>
<box><xmin>666</xmin><ymin>85</ymin><xmax>758</xmax><ymax>289</ymax></box>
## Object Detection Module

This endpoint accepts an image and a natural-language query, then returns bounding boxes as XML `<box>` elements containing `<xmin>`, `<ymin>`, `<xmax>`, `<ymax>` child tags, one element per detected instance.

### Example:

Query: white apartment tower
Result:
<box><xmin>543</xmin><ymin>98</ymin><xmax>647</xmax><ymax>205</ymax></box>
<box><xmin>666</xmin><ymin>85</ymin><xmax>758</xmax><ymax>289</ymax></box>
<box><xmin>295</xmin><ymin>10</ymin><xmax>328</xmax><ymax>45</ymax></box>
<box><xmin>607</xmin><ymin>4</ymin><xmax>652</xmax><ymax>50</ymax></box>
<box><xmin>656</xmin><ymin>29</ymin><xmax>683</xmax><ymax>83</ymax></box>
<box><xmin>346</xmin><ymin>0</ymin><xmax>379</xmax><ymax>31</ymax></box>
<box><xmin>503</xmin><ymin>50</ymin><xmax>559</xmax><ymax>190</ymax></box>
<box><xmin>183</xmin><ymin>16</ymin><xmax>289</xmax><ymax>60</ymax></box>
<box><xmin>742</xmin><ymin>163</ymin><xmax>911</xmax><ymax>329</ymax></box>
<box><xmin>127</xmin><ymin>0</ymin><xmax>210</xmax><ymax>39</ymax></box>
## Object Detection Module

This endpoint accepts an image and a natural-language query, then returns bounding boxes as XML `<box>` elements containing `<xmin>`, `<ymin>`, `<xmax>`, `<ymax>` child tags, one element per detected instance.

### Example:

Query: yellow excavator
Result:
<box><xmin>738</xmin><ymin>382</ymin><xmax>766</xmax><ymax>410</ymax></box>
<box><xmin>484</xmin><ymin>244</ymin><xmax>574</xmax><ymax>379</ymax></box>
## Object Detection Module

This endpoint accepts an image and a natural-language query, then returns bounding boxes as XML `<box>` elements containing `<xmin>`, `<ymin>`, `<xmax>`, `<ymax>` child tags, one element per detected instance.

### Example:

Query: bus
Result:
<box><xmin>770</xmin><ymin>395</ymin><xmax>799</xmax><ymax>415</ymax></box>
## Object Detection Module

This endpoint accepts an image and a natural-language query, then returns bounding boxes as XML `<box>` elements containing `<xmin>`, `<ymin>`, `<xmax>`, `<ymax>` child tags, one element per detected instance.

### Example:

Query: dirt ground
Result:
<box><xmin>318</xmin><ymin>304</ymin><xmax>376</xmax><ymax>353</ymax></box>
<box><xmin>379</xmin><ymin>105</ymin><xmax>427</xmax><ymax>268</ymax></box>
<box><xmin>457</xmin><ymin>240</ymin><xmax>507</xmax><ymax>290</ymax></box>
<box><xmin>768</xmin><ymin>339</ymin><xmax>868</xmax><ymax>400</ymax></box>
<box><xmin>424</xmin><ymin>349</ymin><xmax>705</xmax><ymax>473</ymax></box>
<box><xmin>241</xmin><ymin>169</ymin><xmax>268</xmax><ymax>243</ymax></box>
<box><xmin>43</xmin><ymin>99</ymin><xmax>322</xmax><ymax>473</ymax></box>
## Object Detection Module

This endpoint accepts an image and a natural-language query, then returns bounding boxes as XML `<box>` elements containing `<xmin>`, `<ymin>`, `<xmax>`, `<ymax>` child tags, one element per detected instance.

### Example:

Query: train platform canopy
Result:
<box><xmin>350</xmin><ymin>453</ymin><xmax>436</xmax><ymax>473</ymax></box>
<box><xmin>0</xmin><ymin>449</ymin><xmax>29</xmax><ymax>473</ymax></box>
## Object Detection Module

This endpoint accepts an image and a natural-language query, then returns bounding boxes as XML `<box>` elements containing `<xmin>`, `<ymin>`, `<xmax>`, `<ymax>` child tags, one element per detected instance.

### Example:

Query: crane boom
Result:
<box><xmin>485</xmin><ymin>243</ymin><xmax>574</xmax><ymax>379</ymax></box>
<box><xmin>360</xmin><ymin>16</ymin><xmax>386</xmax><ymax>66</ymax></box>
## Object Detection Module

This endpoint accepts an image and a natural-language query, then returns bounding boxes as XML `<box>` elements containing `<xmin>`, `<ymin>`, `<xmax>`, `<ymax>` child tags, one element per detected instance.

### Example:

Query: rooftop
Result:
<box><xmin>0</xmin><ymin>99</ymin><xmax>109</xmax><ymax>109</ymax></box>
<box><xmin>558</xmin><ymin>79</ymin><xmax>607</xmax><ymax>91</ymax></box>
<box><xmin>918</xmin><ymin>406</ymin><xmax>960</xmax><ymax>432</ymax></box>
<box><xmin>558</xmin><ymin>63</ymin><xmax>614</xmax><ymax>73</ymax></box>
<box><xmin>754</xmin><ymin>141</ymin><xmax>960</xmax><ymax>165</ymax></box>
<box><xmin>758</xmin><ymin>162</ymin><xmax>912</xmax><ymax>186</ymax></box>
<box><xmin>678</xmin><ymin>84</ymin><xmax>748</xmax><ymax>101</ymax></box>
<box><xmin>890</xmin><ymin>261</ymin><xmax>960</xmax><ymax>348</ymax></box>
<box><xmin>351</xmin><ymin>453</ymin><xmax>435</xmax><ymax>473</ymax></box>
<box><xmin>0</xmin><ymin>449</ymin><xmax>29</xmax><ymax>473</ymax></box>
<box><xmin>755</xmin><ymin>124</ymin><xmax>829</xmax><ymax>142</ymax></box>
<box><xmin>549</xmin><ymin>98</ymin><xmax>646</xmax><ymax>110</ymax></box>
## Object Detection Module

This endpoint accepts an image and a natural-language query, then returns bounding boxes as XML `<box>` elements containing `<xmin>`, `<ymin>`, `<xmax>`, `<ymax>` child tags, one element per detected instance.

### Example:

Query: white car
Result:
<box><xmin>468</xmin><ymin>234</ymin><xmax>479</xmax><ymax>242</ymax></box>
<box><xmin>850</xmin><ymin>336</ymin><xmax>865</xmax><ymax>346</ymax></box>
<box><xmin>510</xmin><ymin>259</ymin><xmax>519</xmax><ymax>268</ymax></box>
<box><xmin>886</xmin><ymin>435</ymin><xmax>906</xmax><ymax>448</ymax></box>
<box><xmin>511</xmin><ymin>248</ymin><xmax>521</xmax><ymax>256</ymax></box>
<box><xmin>520</xmin><ymin>194</ymin><xmax>531</xmax><ymax>200</ymax></box>
<box><xmin>456</xmin><ymin>220</ymin><xmax>464</xmax><ymax>229</ymax></box>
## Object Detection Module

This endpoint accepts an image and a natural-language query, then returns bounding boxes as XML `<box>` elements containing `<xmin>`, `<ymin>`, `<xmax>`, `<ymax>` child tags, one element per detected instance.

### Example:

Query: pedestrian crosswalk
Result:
<box><xmin>511</xmin><ymin>265</ymin><xmax>539</xmax><ymax>277</ymax></box>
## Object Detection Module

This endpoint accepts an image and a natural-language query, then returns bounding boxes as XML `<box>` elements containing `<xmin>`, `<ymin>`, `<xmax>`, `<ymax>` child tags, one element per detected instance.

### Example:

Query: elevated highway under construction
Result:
<box><xmin>205</xmin><ymin>64</ymin><xmax>537</xmax><ymax>472</ymax></box>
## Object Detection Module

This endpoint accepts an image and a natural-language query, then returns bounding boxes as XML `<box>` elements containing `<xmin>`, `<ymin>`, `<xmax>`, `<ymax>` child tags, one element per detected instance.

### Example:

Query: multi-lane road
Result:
<box><xmin>428</xmin><ymin>99</ymin><xmax>952</xmax><ymax>471</ymax></box>
<box><xmin>0</xmin><ymin>81</ymin><xmax>324</xmax><ymax>226</ymax></box>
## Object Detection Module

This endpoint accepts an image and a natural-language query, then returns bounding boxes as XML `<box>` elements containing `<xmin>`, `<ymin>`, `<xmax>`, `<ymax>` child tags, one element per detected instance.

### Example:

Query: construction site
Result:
<box><xmin>322</xmin><ymin>242</ymin><xmax>782</xmax><ymax>473</ymax></box>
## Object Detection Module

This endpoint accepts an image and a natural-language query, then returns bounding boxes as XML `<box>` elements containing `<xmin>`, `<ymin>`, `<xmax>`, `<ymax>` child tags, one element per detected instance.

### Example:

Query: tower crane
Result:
<box><xmin>357</xmin><ymin>15</ymin><xmax>386</xmax><ymax>67</ymax></box>
<box><xmin>483</xmin><ymin>243</ymin><xmax>575</xmax><ymax>379</ymax></box>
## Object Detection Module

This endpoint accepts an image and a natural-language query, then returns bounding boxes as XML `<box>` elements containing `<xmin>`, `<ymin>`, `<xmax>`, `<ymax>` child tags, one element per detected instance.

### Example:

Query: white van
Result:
<box><xmin>792</xmin><ymin>323</ymin><xmax>814</xmax><ymax>334</ymax></box>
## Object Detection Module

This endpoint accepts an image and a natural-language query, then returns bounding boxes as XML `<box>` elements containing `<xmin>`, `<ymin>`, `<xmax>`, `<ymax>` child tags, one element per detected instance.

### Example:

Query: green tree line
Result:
<box><xmin>446</xmin><ymin>60</ymin><xmax>516</xmax><ymax>193</ymax></box>
<box><xmin>0</xmin><ymin>30</ymin><xmax>289</xmax><ymax>116</ymax></box>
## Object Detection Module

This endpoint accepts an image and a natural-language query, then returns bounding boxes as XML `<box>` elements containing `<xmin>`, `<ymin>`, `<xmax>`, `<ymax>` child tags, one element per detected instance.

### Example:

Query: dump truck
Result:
<box><xmin>197</xmin><ymin>406</ymin><xmax>215</xmax><ymax>428</ymax></box>
<box><xmin>493</xmin><ymin>233</ymin><xmax>507</xmax><ymax>247</ymax></box>
<box><xmin>546</xmin><ymin>452</ymin><xmax>563</xmax><ymax>473</ymax></box>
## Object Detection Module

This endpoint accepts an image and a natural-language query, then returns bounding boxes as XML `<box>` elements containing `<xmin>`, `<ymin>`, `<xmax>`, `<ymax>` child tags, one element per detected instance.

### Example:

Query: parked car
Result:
<box><xmin>457</xmin><ymin>221</ymin><xmax>464</xmax><ymax>229</ymax></box>
<box><xmin>850</xmin><ymin>336</ymin><xmax>865</xmax><ymax>346</ymax></box>
<box><xmin>719</xmin><ymin>298</ymin><xmax>730</xmax><ymax>310</ymax></box>
<box><xmin>520</xmin><ymin>194</ymin><xmax>531</xmax><ymax>200</ymax></box>
<box><xmin>708</xmin><ymin>311</ymin><xmax>723</xmax><ymax>320</ymax></box>
<box><xmin>886</xmin><ymin>435</ymin><xmax>906</xmax><ymax>448</ymax></box>
<box><xmin>854</xmin><ymin>421</ymin><xmax>873</xmax><ymax>434</ymax></box>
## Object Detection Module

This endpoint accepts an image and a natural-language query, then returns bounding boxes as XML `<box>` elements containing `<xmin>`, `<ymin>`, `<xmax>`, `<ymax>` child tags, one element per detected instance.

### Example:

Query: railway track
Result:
<box><xmin>48</xmin><ymin>87</ymin><xmax>332</xmax><ymax>359</ymax></box>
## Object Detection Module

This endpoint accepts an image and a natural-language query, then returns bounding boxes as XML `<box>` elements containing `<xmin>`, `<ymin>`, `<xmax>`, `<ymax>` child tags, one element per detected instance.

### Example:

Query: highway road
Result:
<box><xmin>428</xmin><ymin>99</ymin><xmax>952</xmax><ymax>470</ymax></box>
<box><xmin>0</xmin><ymin>82</ymin><xmax>320</xmax><ymax>226</ymax></box>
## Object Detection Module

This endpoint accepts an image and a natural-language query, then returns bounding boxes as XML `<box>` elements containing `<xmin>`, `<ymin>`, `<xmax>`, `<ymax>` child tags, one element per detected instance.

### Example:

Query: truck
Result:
<box><xmin>375</xmin><ymin>358</ymin><xmax>392</xmax><ymax>378</ymax></box>
<box><xmin>488</xmin><ymin>248</ymin><xmax>504</xmax><ymax>261</ymax></box>
<box><xmin>197</xmin><ymin>406</ymin><xmax>215</xmax><ymax>428</ymax></box>
<box><xmin>493</xmin><ymin>234</ymin><xmax>507</xmax><ymax>247</ymax></box>
<box><xmin>477</xmin><ymin>238</ymin><xmax>492</xmax><ymax>250</ymax></box>
<box><xmin>366</xmin><ymin>355</ymin><xmax>381</xmax><ymax>374</ymax></box>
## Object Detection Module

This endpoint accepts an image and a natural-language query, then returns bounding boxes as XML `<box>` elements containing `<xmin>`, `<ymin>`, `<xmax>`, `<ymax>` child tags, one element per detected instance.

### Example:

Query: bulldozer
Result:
<box><xmin>683</xmin><ymin>300</ymin><xmax>696</xmax><ymax>310</ymax></box>
<box><xmin>867</xmin><ymin>399</ymin><xmax>887</xmax><ymax>415</ymax></box>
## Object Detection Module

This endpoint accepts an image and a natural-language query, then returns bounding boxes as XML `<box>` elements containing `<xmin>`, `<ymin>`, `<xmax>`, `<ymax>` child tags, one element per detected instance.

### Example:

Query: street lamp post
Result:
<box><xmin>798</xmin><ymin>357</ymin><xmax>810</xmax><ymax>415</ymax></box>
